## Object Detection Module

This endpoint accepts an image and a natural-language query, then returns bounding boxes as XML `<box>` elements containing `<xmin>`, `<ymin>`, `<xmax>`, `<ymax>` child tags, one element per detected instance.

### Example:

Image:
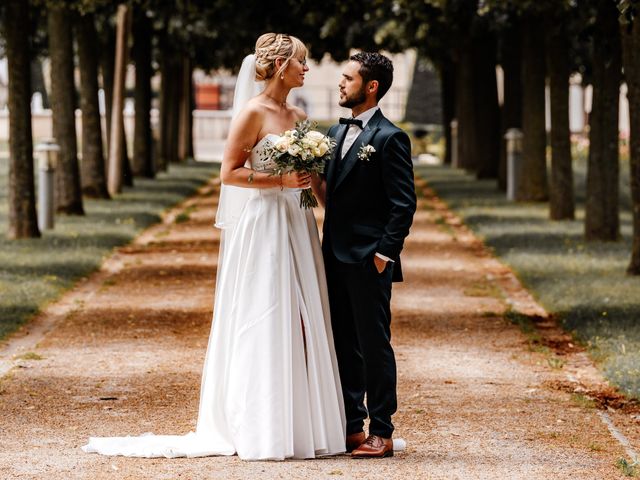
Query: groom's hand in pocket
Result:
<box><xmin>373</xmin><ymin>255</ymin><xmax>388</xmax><ymax>273</ymax></box>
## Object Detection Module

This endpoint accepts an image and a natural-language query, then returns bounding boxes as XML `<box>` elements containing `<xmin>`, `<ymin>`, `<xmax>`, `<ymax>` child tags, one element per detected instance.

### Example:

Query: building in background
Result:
<box><xmin>189</xmin><ymin>51</ymin><xmax>416</xmax><ymax>160</ymax></box>
<box><xmin>191</xmin><ymin>51</ymin><xmax>415</xmax><ymax>122</ymax></box>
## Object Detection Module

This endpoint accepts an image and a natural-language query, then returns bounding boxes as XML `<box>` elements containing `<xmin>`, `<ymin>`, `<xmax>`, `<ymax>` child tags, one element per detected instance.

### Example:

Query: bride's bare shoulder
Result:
<box><xmin>240</xmin><ymin>97</ymin><xmax>269</xmax><ymax>118</ymax></box>
<box><xmin>231</xmin><ymin>99</ymin><xmax>266</xmax><ymax>131</ymax></box>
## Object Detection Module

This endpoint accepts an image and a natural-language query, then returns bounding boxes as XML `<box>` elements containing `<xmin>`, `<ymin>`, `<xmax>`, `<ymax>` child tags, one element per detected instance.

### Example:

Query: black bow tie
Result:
<box><xmin>339</xmin><ymin>117</ymin><xmax>363</xmax><ymax>129</ymax></box>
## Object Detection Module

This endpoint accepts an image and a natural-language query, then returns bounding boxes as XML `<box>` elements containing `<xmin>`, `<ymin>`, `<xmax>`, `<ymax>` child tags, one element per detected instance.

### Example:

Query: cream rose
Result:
<box><xmin>274</xmin><ymin>136</ymin><xmax>293</xmax><ymax>152</ymax></box>
<box><xmin>287</xmin><ymin>144</ymin><xmax>302</xmax><ymax>156</ymax></box>
<box><xmin>306</xmin><ymin>131</ymin><xmax>325</xmax><ymax>142</ymax></box>
<box><xmin>317</xmin><ymin>142</ymin><xmax>329</xmax><ymax>156</ymax></box>
<box><xmin>302</xmin><ymin>137</ymin><xmax>318</xmax><ymax>148</ymax></box>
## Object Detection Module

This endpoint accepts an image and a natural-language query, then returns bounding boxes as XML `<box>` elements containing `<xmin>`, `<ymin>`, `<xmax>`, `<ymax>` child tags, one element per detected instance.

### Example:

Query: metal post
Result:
<box><xmin>35</xmin><ymin>140</ymin><xmax>60</xmax><ymax>230</ymax></box>
<box><xmin>450</xmin><ymin>119</ymin><xmax>459</xmax><ymax>168</ymax></box>
<box><xmin>505</xmin><ymin>128</ymin><xmax>524</xmax><ymax>201</ymax></box>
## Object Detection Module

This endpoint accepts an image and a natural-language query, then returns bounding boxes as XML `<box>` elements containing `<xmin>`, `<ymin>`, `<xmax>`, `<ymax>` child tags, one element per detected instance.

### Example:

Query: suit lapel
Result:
<box><xmin>333</xmin><ymin>110</ymin><xmax>383</xmax><ymax>190</ymax></box>
<box><xmin>326</xmin><ymin>124</ymin><xmax>348</xmax><ymax>189</ymax></box>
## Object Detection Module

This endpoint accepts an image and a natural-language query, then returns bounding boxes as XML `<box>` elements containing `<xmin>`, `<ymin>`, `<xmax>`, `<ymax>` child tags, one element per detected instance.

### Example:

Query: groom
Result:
<box><xmin>316</xmin><ymin>52</ymin><xmax>416</xmax><ymax>458</ymax></box>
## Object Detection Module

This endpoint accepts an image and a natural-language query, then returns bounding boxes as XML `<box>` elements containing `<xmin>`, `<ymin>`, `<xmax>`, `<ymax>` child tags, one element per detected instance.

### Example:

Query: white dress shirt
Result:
<box><xmin>340</xmin><ymin>106</ymin><xmax>380</xmax><ymax>158</ymax></box>
<box><xmin>339</xmin><ymin>106</ymin><xmax>393</xmax><ymax>264</ymax></box>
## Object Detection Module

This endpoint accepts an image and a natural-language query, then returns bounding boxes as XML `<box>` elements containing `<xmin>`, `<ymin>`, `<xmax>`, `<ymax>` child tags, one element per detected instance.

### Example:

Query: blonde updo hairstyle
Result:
<box><xmin>254</xmin><ymin>33</ymin><xmax>307</xmax><ymax>81</ymax></box>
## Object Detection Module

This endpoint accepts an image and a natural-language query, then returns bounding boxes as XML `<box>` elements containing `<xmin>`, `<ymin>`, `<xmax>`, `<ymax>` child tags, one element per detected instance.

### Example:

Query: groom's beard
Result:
<box><xmin>339</xmin><ymin>86</ymin><xmax>367</xmax><ymax>109</ymax></box>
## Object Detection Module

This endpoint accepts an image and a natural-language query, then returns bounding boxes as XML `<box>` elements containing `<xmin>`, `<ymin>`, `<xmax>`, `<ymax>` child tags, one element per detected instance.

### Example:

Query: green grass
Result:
<box><xmin>571</xmin><ymin>392</ymin><xmax>596</xmax><ymax>409</ymax></box>
<box><xmin>616</xmin><ymin>457</ymin><xmax>639</xmax><ymax>477</ymax></box>
<box><xmin>174</xmin><ymin>204</ymin><xmax>197</xmax><ymax>224</ymax></box>
<box><xmin>416</xmin><ymin>158</ymin><xmax>640</xmax><ymax>398</ymax></box>
<box><xmin>0</xmin><ymin>155</ymin><xmax>218</xmax><ymax>340</ymax></box>
<box><xmin>14</xmin><ymin>352</ymin><xmax>44</xmax><ymax>361</ymax></box>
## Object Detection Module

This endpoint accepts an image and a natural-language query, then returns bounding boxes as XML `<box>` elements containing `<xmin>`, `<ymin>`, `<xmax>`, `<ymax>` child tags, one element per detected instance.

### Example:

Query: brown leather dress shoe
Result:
<box><xmin>351</xmin><ymin>434</ymin><xmax>393</xmax><ymax>458</ymax></box>
<box><xmin>345</xmin><ymin>431</ymin><xmax>366</xmax><ymax>453</ymax></box>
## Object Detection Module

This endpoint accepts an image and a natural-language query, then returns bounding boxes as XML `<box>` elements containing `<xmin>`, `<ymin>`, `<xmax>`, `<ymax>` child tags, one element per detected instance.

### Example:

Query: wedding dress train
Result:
<box><xmin>82</xmin><ymin>134</ymin><xmax>346</xmax><ymax>460</ymax></box>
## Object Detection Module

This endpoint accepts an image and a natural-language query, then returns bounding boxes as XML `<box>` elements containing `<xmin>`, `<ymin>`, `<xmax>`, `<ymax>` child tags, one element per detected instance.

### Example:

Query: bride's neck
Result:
<box><xmin>262</xmin><ymin>81</ymin><xmax>289</xmax><ymax>107</ymax></box>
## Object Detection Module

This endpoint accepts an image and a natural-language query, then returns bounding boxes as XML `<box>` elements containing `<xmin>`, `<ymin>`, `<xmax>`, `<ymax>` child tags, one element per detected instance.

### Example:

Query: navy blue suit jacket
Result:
<box><xmin>322</xmin><ymin>109</ymin><xmax>416</xmax><ymax>282</ymax></box>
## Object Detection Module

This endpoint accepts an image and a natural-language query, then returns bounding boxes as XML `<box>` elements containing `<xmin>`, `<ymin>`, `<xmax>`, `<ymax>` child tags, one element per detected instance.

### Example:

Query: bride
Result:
<box><xmin>82</xmin><ymin>33</ymin><xmax>346</xmax><ymax>461</ymax></box>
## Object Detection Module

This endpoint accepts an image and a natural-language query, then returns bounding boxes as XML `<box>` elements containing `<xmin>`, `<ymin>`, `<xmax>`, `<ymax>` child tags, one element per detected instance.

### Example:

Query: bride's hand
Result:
<box><xmin>281</xmin><ymin>172</ymin><xmax>312</xmax><ymax>189</ymax></box>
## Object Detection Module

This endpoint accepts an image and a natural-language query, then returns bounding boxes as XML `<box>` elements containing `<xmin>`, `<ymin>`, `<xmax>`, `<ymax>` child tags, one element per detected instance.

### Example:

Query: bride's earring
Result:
<box><xmin>280</xmin><ymin>73</ymin><xmax>284</xmax><ymax>80</ymax></box>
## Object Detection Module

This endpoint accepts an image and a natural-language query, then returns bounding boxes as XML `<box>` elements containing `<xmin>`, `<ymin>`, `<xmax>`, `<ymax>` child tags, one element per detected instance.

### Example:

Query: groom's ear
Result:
<box><xmin>367</xmin><ymin>80</ymin><xmax>379</xmax><ymax>97</ymax></box>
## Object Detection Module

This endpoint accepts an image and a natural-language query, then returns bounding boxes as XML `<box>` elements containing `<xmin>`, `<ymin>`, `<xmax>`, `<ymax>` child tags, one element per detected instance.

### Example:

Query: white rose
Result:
<box><xmin>302</xmin><ymin>137</ymin><xmax>318</xmax><ymax>148</ymax></box>
<box><xmin>317</xmin><ymin>142</ymin><xmax>329</xmax><ymax>156</ymax></box>
<box><xmin>306</xmin><ymin>131</ymin><xmax>325</xmax><ymax>142</ymax></box>
<box><xmin>287</xmin><ymin>144</ymin><xmax>302</xmax><ymax>156</ymax></box>
<box><xmin>274</xmin><ymin>136</ymin><xmax>292</xmax><ymax>152</ymax></box>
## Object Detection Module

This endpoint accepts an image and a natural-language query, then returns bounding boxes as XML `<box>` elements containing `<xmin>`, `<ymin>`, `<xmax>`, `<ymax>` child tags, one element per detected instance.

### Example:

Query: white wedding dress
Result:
<box><xmin>82</xmin><ymin>134</ymin><xmax>347</xmax><ymax>460</ymax></box>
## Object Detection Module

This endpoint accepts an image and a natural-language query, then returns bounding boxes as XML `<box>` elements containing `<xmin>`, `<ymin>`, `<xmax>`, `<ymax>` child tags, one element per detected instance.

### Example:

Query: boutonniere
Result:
<box><xmin>357</xmin><ymin>144</ymin><xmax>376</xmax><ymax>161</ymax></box>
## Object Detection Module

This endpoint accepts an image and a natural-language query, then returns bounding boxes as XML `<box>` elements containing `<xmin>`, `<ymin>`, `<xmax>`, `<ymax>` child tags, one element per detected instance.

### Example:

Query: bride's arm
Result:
<box><xmin>219</xmin><ymin>106</ymin><xmax>276</xmax><ymax>188</ymax></box>
<box><xmin>220</xmin><ymin>105</ymin><xmax>310</xmax><ymax>189</ymax></box>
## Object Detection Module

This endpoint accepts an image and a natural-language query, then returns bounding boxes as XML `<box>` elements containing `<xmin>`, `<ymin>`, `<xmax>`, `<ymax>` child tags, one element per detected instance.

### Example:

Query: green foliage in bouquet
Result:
<box><xmin>264</xmin><ymin>120</ymin><xmax>337</xmax><ymax>209</ymax></box>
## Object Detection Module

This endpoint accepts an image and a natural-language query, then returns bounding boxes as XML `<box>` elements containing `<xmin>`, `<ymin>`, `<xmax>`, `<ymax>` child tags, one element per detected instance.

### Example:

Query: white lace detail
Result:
<box><xmin>250</xmin><ymin>134</ymin><xmax>279</xmax><ymax>173</ymax></box>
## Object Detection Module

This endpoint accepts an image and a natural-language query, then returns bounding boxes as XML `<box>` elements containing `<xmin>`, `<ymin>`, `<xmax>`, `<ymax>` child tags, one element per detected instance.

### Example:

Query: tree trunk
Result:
<box><xmin>121</xmin><ymin>117</ymin><xmax>134</xmax><ymax>187</ymax></box>
<box><xmin>159</xmin><ymin>46</ymin><xmax>181</xmax><ymax>167</ymax></box>
<box><xmin>157</xmin><ymin>66</ymin><xmax>167</xmax><ymax>171</ymax></box>
<box><xmin>99</xmin><ymin>28</ymin><xmax>115</xmax><ymax>159</ymax></box>
<box><xmin>188</xmin><ymin>79</ymin><xmax>195</xmax><ymax>160</ymax></box>
<box><xmin>5</xmin><ymin>0</ymin><xmax>40</xmax><ymax>239</ymax></box>
<box><xmin>100</xmin><ymin>23</ymin><xmax>132</xmax><ymax>188</ymax></box>
<box><xmin>499</xmin><ymin>22</ymin><xmax>523</xmax><ymax>192</ymax></box>
<box><xmin>76</xmin><ymin>13</ymin><xmax>109</xmax><ymax>199</ymax></box>
<box><xmin>473</xmin><ymin>33</ymin><xmax>500</xmax><ymax>179</ymax></box>
<box><xmin>519</xmin><ymin>17</ymin><xmax>548</xmax><ymax>202</ymax></box>
<box><xmin>157</xmin><ymin>40</ymin><xmax>170</xmax><ymax>171</ymax></box>
<box><xmin>48</xmin><ymin>5</ymin><xmax>84</xmax><ymax>215</ymax></box>
<box><xmin>132</xmin><ymin>6</ymin><xmax>154</xmax><ymax>177</ymax></box>
<box><xmin>107</xmin><ymin>5</ymin><xmax>131</xmax><ymax>196</ymax></box>
<box><xmin>169</xmin><ymin>57</ymin><xmax>182</xmax><ymax>164</ymax></box>
<box><xmin>546</xmin><ymin>20</ymin><xmax>574</xmax><ymax>220</ymax></box>
<box><xmin>178</xmin><ymin>55</ymin><xmax>193</xmax><ymax>163</ymax></box>
<box><xmin>585</xmin><ymin>1</ymin><xmax>621</xmax><ymax>241</ymax></box>
<box><xmin>621</xmin><ymin>19</ymin><xmax>640</xmax><ymax>273</ymax></box>
<box><xmin>440</xmin><ymin>58</ymin><xmax>456</xmax><ymax>166</ymax></box>
<box><xmin>30</xmin><ymin>58</ymin><xmax>50</xmax><ymax>109</ymax></box>
<box><xmin>455</xmin><ymin>40</ymin><xmax>476</xmax><ymax>170</ymax></box>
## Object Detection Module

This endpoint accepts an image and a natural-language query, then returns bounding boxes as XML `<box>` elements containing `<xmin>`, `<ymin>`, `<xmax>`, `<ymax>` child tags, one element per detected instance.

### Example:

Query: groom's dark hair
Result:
<box><xmin>350</xmin><ymin>52</ymin><xmax>394</xmax><ymax>101</ymax></box>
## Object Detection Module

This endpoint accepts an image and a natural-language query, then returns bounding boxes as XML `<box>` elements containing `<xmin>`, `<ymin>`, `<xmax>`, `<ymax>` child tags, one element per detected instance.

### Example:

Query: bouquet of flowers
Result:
<box><xmin>264</xmin><ymin>120</ymin><xmax>336</xmax><ymax>209</ymax></box>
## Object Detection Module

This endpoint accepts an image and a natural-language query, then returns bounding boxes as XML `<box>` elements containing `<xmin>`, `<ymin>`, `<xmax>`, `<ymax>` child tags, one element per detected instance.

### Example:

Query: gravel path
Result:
<box><xmin>0</xmin><ymin>176</ymin><xmax>634</xmax><ymax>479</ymax></box>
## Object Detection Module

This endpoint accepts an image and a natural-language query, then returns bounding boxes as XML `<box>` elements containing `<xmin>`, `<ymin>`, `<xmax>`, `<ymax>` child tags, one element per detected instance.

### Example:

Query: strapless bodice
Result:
<box><xmin>247</xmin><ymin>134</ymin><xmax>301</xmax><ymax>195</ymax></box>
<box><xmin>250</xmin><ymin>134</ymin><xmax>279</xmax><ymax>173</ymax></box>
